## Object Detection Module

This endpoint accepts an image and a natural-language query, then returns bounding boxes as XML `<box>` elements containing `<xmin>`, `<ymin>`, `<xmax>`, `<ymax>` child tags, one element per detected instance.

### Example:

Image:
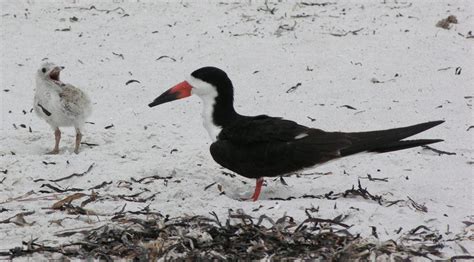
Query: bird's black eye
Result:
<box><xmin>41</xmin><ymin>68</ymin><xmax>46</xmax><ymax>73</ymax></box>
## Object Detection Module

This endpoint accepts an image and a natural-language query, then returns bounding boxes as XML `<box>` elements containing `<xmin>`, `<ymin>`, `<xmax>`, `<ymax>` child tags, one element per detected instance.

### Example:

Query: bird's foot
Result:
<box><xmin>47</xmin><ymin>149</ymin><xmax>59</xmax><ymax>155</ymax></box>
<box><xmin>240</xmin><ymin>196</ymin><xmax>259</xmax><ymax>202</ymax></box>
<box><xmin>239</xmin><ymin>196</ymin><xmax>252</xmax><ymax>201</ymax></box>
<box><xmin>240</xmin><ymin>191</ymin><xmax>261</xmax><ymax>201</ymax></box>
<box><xmin>74</xmin><ymin>148</ymin><xmax>79</xmax><ymax>154</ymax></box>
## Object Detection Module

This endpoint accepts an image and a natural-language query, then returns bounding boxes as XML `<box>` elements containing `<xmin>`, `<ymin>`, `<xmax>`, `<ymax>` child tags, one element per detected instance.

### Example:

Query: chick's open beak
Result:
<box><xmin>49</xmin><ymin>66</ymin><xmax>64</xmax><ymax>82</ymax></box>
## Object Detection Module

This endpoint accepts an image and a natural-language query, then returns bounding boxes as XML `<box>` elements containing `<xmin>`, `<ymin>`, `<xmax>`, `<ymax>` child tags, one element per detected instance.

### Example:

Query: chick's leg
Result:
<box><xmin>47</xmin><ymin>128</ymin><xmax>61</xmax><ymax>154</ymax></box>
<box><xmin>74</xmin><ymin>128</ymin><xmax>82</xmax><ymax>154</ymax></box>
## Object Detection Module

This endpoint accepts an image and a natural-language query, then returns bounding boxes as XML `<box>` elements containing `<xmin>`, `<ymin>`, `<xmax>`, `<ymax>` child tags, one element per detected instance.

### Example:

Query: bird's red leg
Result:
<box><xmin>250</xmin><ymin>178</ymin><xmax>265</xmax><ymax>201</ymax></box>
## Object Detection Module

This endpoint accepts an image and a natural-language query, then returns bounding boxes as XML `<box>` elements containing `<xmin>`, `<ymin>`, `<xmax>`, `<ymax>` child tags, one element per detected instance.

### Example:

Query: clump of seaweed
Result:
<box><xmin>0</xmin><ymin>209</ymin><xmax>458</xmax><ymax>260</ymax></box>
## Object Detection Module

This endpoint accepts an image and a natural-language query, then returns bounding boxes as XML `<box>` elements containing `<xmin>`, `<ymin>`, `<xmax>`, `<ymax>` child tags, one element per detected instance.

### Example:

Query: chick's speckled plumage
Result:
<box><xmin>34</xmin><ymin>62</ymin><xmax>91</xmax><ymax>154</ymax></box>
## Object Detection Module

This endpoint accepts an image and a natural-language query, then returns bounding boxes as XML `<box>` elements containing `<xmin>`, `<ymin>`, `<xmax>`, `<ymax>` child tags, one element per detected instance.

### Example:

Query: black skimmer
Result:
<box><xmin>149</xmin><ymin>67</ymin><xmax>444</xmax><ymax>201</ymax></box>
<box><xmin>34</xmin><ymin>62</ymin><xmax>91</xmax><ymax>154</ymax></box>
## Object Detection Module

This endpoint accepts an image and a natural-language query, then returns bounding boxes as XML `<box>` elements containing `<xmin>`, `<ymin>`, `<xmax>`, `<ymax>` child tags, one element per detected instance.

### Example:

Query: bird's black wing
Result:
<box><xmin>211</xmin><ymin>115</ymin><xmax>352</xmax><ymax>178</ymax></box>
<box><xmin>211</xmin><ymin>117</ymin><xmax>444</xmax><ymax>179</ymax></box>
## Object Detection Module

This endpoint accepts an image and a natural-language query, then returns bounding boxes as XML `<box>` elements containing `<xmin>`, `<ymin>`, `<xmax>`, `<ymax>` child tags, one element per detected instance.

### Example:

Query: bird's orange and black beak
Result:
<box><xmin>148</xmin><ymin>81</ymin><xmax>192</xmax><ymax>107</ymax></box>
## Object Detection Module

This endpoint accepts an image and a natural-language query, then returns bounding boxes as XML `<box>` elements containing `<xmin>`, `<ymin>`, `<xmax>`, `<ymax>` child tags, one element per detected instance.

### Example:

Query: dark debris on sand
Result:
<box><xmin>0</xmin><ymin>209</ymin><xmax>456</xmax><ymax>261</ymax></box>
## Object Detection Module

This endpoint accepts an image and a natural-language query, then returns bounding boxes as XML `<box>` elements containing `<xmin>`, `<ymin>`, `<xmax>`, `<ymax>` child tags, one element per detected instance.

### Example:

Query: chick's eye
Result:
<box><xmin>41</xmin><ymin>68</ymin><xmax>46</xmax><ymax>73</ymax></box>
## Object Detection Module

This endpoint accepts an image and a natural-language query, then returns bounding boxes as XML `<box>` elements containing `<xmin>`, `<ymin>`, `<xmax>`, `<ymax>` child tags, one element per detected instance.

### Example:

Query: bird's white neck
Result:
<box><xmin>200</xmin><ymin>93</ymin><xmax>222</xmax><ymax>142</ymax></box>
<box><xmin>187</xmin><ymin>74</ymin><xmax>236</xmax><ymax>142</ymax></box>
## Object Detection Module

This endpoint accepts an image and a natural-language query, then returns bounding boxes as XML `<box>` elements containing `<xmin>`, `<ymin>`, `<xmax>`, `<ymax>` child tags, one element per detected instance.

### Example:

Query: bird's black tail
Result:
<box><xmin>340</xmin><ymin>120</ymin><xmax>444</xmax><ymax>156</ymax></box>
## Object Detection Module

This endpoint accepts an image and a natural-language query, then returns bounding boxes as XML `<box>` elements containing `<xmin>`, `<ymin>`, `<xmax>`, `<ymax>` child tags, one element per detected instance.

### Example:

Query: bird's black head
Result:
<box><xmin>190</xmin><ymin>66</ymin><xmax>234</xmax><ymax>102</ymax></box>
<box><xmin>149</xmin><ymin>66</ymin><xmax>235</xmax><ymax>108</ymax></box>
<box><xmin>148</xmin><ymin>66</ymin><xmax>238</xmax><ymax>126</ymax></box>
<box><xmin>191</xmin><ymin>67</ymin><xmax>231</xmax><ymax>88</ymax></box>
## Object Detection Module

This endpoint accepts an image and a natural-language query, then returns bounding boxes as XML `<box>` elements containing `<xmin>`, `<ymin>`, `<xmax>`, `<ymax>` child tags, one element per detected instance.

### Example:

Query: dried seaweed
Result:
<box><xmin>204</xmin><ymin>182</ymin><xmax>217</xmax><ymax>190</ymax></box>
<box><xmin>340</xmin><ymin>104</ymin><xmax>357</xmax><ymax>110</ymax></box>
<box><xmin>125</xmin><ymin>79</ymin><xmax>140</xmax><ymax>85</ymax></box>
<box><xmin>269</xmin><ymin>181</ymin><xmax>394</xmax><ymax>204</ymax></box>
<box><xmin>342</xmin><ymin>180</ymin><xmax>383</xmax><ymax>204</ymax></box>
<box><xmin>156</xmin><ymin>55</ymin><xmax>176</xmax><ymax>62</ymax></box>
<box><xmin>0</xmin><ymin>211</ymin><xmax>35</xmax><ymax>226</ymax></box>
<box><xmin>64</xmin><ymin>5</ymin><xmax>126</xmax><ymax>15</ymax></box>
<box><xmin>111</xmin><ymin>52</ymin><xmax>124</xmax><ymax>59</ymax></box>
<box><xmin>422</xmin><ymin>145</ymin><xmax>456</xmax><ymax>156</ymax></box>
<box><xmin>40</xmin><ymin>183</ymin><xmax>84</xmax><ymax>193</ymax></box>
<box><xmin>81</xmin><ymin>142</ymin><xmax>99</xmax><ymax>147</ymax></box>
<box><xmin>400</xmin><ymin>225</ymin><xmax>445</xmax><ymax>258</ymax></box>
<box><xmin>407</xmin><ymin>196</ymin><xmax>428</xmax><ymax>213</ymax></box>
<box><xmin>52</xmin><ymin>193</ymin><xmax>87</xmax><ymax>209</ymax></box>
<box><xmin>359</xmin><ymin>174</ymin><xmax>389</xmax><ymax>182</ymax></box>
<box><xmin>286</xmin><ymin>82</ymin><xmax>301</xmax><ymax>93</ymax></box>
<box><xmin>0</xmin><ymin>210</ymin><xmax>450</xmax><ymax>260</ymax></box>
<box><xmin>257</xmin><ymin>0</ymin><xmax>277</xmax><ymax>15</ymax></box>
<box><xmin>329</xmin><ymin>28</ymin><xmax>363</xmax><ymax>37</ymax></box>
<box><xmin>34</xmin><ymin>163</ymin><xmax>94</xmax><ymax>183</ymax></box>
<box><xmin>130</xmin><ymin>175</ymin><xmax>172</xmax><ymax>184</ymax></box>
<box><xmin>88</xmin><ymin>181</ymin><xmax>112</xmax><ymax>190</ymax></box>
<box><xmin>109</xmin><ymin>190</ymin><xmax>157</xmax><ymax>203</ymax></box>
<box><xmin>451</xmin><ymin>255</ymin><xmax>474</xmax><ymax>260</ymax></box>
<box><xmin>301</xmin><ymin>2</ymin><xmax>336</xmax><ymax>7</ymax></box>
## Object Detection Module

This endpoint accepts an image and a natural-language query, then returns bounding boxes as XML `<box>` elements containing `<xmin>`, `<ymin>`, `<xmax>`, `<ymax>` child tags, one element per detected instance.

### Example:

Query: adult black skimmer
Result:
<box><xmin>34</xmin><ymin>62</ymin><xmax>91</xmax><ymax>154</ymax></box>
<box><xmin>149</xmin><ymin>67</ymin><xmax>444</xmax><ymax>201</ymax></box>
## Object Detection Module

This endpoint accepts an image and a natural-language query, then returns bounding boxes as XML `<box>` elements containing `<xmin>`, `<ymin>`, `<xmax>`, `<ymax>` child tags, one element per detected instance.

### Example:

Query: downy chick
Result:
<box><xmin>34</xmin><ymin>62</ymin><xmax>91</xmax><ymax>154</ymax></box>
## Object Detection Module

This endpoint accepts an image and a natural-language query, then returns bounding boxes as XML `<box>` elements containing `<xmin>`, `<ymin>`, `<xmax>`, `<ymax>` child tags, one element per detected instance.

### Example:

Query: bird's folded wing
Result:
<box><xmin>217</xmin><ymin>115</ymin><xmax>306</xmax><ymax>143</ymax></box>
<box><xmin>218</xmin><ymin>115</ymin><xmax>352</xmax><ymax>149</ymax></box>
<box><xmin>211</xmin><ymin>116</ymin><xmax>353</xmax><ymax>177</ymax></box>
<box><xmin>59</xmin><ymin>85</ymin><xmax>90</xmax><ymax>116</ymax></box>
